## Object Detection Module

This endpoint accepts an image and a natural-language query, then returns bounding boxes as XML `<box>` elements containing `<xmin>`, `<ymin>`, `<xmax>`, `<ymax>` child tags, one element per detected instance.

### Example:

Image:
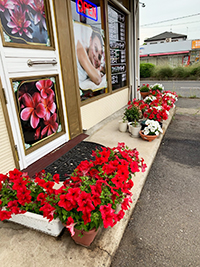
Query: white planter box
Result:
<box><xmin>8</xmin><ymin>211</ymin><xmax>64</xmax><ymax>237</ymax></box>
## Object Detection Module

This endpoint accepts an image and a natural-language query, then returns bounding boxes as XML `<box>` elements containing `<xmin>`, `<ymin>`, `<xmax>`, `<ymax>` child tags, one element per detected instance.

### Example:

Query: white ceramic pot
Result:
<box><xmin>8</xmin><ymin>211</ymin><xmax>64</xmax><ymax>237</ymax></box>
<box><xmin>129</xmin><ymin>124</ymin><xmax>141</xmax><ymax>137</ymax></box>
<box><xmin>118</xmin><ymin>120</ymin><xmax>128</xmax><ymax>132</ymax></box>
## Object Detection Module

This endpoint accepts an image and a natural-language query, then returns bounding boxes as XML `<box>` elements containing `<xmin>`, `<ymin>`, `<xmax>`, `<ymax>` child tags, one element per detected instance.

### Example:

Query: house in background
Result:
<box><xmin>0</xmin><ymin>0</ymin><xmax>140</xmax><ymax>175</ymax></box>
<box><xmin>140</xmin><ymin>31</ymin><xmax>193</xmax><ymax>67</ymax></box>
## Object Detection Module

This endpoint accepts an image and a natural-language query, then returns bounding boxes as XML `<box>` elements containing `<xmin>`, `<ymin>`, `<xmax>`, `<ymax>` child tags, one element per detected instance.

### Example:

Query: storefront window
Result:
<box><xmin>13</xmin><ymin>77</ymin><xmax>62</xmax><ymax>151</ymax></box>
<box><xmin>108</xmin><ymin>4</ymin><xmax>127</xmax><ymax>90</ymax></box>
<box><xmin>0</xmin><ymin>0</ymin><xmax>51</xmax><ymax>47</ymax></box>
<box><xmin>71</xmin><ymin>0</ymin><xmax>107</xmax><ymax>101</ymax></box>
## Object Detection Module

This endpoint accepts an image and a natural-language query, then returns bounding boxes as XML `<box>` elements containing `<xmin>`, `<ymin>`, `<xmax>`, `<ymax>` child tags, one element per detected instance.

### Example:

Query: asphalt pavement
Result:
<box><xmin>110</xmin><ymin>97</ymin><xmax>200</xmax><ymax>267</ymax></box>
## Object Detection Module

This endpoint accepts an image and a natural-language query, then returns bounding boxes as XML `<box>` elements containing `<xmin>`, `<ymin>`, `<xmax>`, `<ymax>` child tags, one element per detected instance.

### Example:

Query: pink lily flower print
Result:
<box><xmin>29</xmin><ymin>0</ymin><xmax>47</xmax><ymax>30</ymax></box>
<box><xmin>0</xmin><ymin>0</ymin><xmax>15</xmax><ymax>12</ymax></box>
<box><xmin>7</xmin><ymin>5</ymin><xmax>32</xmax><ymax>38</ymax></box>
<box><xmin>41</xmin><ymin>113</ymin><xmax>58</xmax><ymax>138</ymax></box>
<box><xmin>20</xmin><ymin>92</ymin><xmax>46</xmax><ymax>129</ymax></box>
<box><xmin>36</xmin><ymin>79</ymin><xmax>54</xmax><ymax>99</ymax></box>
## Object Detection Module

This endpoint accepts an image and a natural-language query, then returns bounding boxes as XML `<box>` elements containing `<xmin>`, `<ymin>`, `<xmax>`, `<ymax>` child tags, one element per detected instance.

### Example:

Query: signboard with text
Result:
<box><xmin>108</xmin><ymin>5</ymin><xmax>127</xmax><ymax>90</ymax></box>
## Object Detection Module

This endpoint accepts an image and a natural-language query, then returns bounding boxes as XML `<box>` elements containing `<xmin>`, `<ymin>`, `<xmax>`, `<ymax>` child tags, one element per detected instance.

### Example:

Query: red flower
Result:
<box><xmin>130</xmin><ymin>161</ymin><xmax>140</xmax><ymax>173</ymax></box>
<box><xmin>41</xmin><ymin>113</ymin><xmax>58</xmax><ymax>137</ymax></box>
<box><xmin>116</xmin><ymin>209</ymin><xmax>125</xmax><ymax>221</ymax></box>
<box><xmin>12</xmin><ymin>177</ymin><xmax>28</xmax><ymax>191</ymax></box>
<box><xmin>111</xmin><ymin>175</ymin><xmax>123</xmax><ymax>188</ymax></box>
<box><xmin>100</xmin><ymin>204</ymin><xmax>116</xmax><ymax>228</ymax></box>
<box><xmin>58</xmin><ymin>195</ymin><xmax>75</xmax><ymax>211</ymax></box>
<box><xmin>36</xmin><ymin>79</ymin><xmax>54</xmax><ymax>99</ymax></box>
<box><xmin>121</xmin><ymin>197</ymin><xmax>132</xmax><ymax>211</ymax></box>
<box><xmin>65</xmin><ymin>188</ymin><xmax>80</xmax><ymax>206</ymax></box>
<box><xmin>7</xmin><ymin>200</ymin><xmax>21</xmax><ymax>214</ymax></box>
<box><xmin>41</xmin><ymin>96</ymin><xmax>56</xmax><ymax>121</ymax></box>
<box><xmin>40</xmin><ymin>202</ymin><xmax>55</xmax><ymax>222</ymax></box>
<box><xmin>77</xmin><ymin>192</ymin><xmax>95</xmax><ymax>216</ymax></box>
<box><xmin>8</xmin><ymin>169</ymin><xmax>22</xmax><ymax>180</ymax></box>
<box><xmin>20</xmin><ymin>92</ymin><xmax>46</xmax><ymax>129</ymax></box>
<box><xmin>65</xmin><ymin>216</ymin><xmax>76</xmax><ymax>236</ymax></box>
<box><xmin>36</xmin><ymin>193</ymin><xmax>47</xmax><ymax>205</ymax></box>
<box><xmin>76</xmin><ymin>160</ymin><xmax>94</xmax><ymax>176</ymax></box>
<box><xmin>93</xmin><ymin>148</ymin><xmax>111</xmax><ymax>165</ymax></box>
<box><xmin>91</xmin><ymin>193</ymin><xmax>101</xmax><ymax>207</ymax></box>
<box><xmin>43</xmin><ymin>181</ymin><xmax>55</xmax><ymax>195</ymax></box>
<box><xmin>0</xmin><ymin>210</ymin><xmax>12</xmax><ymax>221</ymax></box>
<box><xmin>16</xmin><ymin>187</ymin><xmax>31</xmax><ymax>205</ymax></box>
<box><xmin>35</xmin><ymin>177</ymin><xmax>46</xmax><ymax>187</ymax></box>
<box><xmin>0</xmin><ymin>173</ymin><xmax>8</xmax><ymax>182</ymax></box>
<box><xmin>34</xmin><ymin>126</ymin><xmax>41</xmax><ymax>140</ymax></box>
<box><xmin>53</xmin><ymin>174</ymin><xmax>60</xmax><ymax>184</ymax></box>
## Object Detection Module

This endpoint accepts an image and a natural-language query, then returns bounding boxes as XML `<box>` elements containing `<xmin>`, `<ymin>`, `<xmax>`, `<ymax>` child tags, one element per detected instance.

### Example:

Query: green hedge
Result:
<box><xmin>140</xmin><ymin>63</ymin><xmax>200</xmax><ymax>80</ymax></box>
<box><xmin>140</xmin><ymin>63</ymin><xmax>155</xmax><ymax>78</ymax></box>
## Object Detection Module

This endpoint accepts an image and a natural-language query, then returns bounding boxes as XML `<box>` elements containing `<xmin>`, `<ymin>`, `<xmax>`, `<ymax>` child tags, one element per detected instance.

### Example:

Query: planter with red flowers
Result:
<box><xmin>0</xmin><ymin>143</ymin><xmax>147</xmax><ymax>246</ymax></box>
<box><xmin>0</xmin><ymin>170</ymin><xmax>64</xmax><ymax>236</ymax></box>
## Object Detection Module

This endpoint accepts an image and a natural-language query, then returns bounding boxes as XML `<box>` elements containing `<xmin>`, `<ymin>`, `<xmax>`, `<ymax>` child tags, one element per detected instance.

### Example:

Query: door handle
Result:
<box><xmin>27</xmin><ymin>59</ymin><xmax>57</xmax><ymax>67</ymax></box>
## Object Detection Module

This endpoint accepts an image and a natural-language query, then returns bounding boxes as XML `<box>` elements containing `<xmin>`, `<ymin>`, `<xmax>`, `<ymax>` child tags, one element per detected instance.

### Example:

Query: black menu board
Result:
<box><xmin>108</xmin><ymin>5</ymin><xmax>127</xmax><ymax>90</ymax></box>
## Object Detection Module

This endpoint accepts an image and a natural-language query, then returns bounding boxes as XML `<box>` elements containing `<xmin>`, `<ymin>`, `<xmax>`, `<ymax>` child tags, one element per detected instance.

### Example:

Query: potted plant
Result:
<box><xmin>124</xmin><ymin>101</ymin><xmax>142</xmax><ymax>123</ymax></box>
<box><xmin>139</xmin><ymin>84</ymin><xmax>150</xmax><ymax>99</ymax></box>
<box><xmin>0</xmin><ymin>143</ymin><xmax>147</xmax><ymax>247</ymax></box>
<box><xmin>139</xmin><ymin>119</ymin><xmax>163</xmax><ymax>142</ymax></box>
<box><xmin>129</xmin><ymin>120</ymin><xmax>141</xmax><ymax>138</ymax></box>
<box><xmin>143</xmin><ymin>106</ymin><xmax>169</xmax><ymax>123</ymax></box>
<box><xmin>150</xmin><ymin>83</ymin><xmax>164</xmax><ymax>95</ymax></box>
<box><xmin>118</xmin><ymin>117</ymin><xmax>128</xmax><ymax>132</ymax></box>
<box><xmin>0</xmin><ymin>170</ymin><xmax>64</xmax><ymax>236</ymax></box>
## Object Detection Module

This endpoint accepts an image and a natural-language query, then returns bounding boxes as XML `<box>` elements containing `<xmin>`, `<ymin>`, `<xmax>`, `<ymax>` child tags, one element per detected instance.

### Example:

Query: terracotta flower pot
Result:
<box><xmin>139</xmin><ymin>130</ymin><xmax>158</xmax><ymax>142</ymax></box>
<box><xmin>140</xmin><ymin>91</ymin><xmax>150</xmax><ymax>99</ymax></box>
<box><xmin>71</xmin><ymin>227</ymin><xmax>100</xmax><ymax>247</ymax></box>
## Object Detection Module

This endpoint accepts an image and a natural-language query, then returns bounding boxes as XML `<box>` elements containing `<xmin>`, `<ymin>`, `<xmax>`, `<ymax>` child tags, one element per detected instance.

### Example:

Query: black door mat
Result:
<box><xmin>45</xmin><ymin>141</ymin><xmax>104</xmax><ymax>181</ymax></box>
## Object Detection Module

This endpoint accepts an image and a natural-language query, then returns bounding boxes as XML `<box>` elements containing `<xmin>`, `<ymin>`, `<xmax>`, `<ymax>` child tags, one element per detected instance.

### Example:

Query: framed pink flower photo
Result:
<box><xmin>0</xmin><ymin>0</ymin><xmax>53</xmax><ymax>48</ymax></box>
<box><xmin>12</xmin><ymin>76</ymin><xmax>64</xmax><ymax>152</ymax></box>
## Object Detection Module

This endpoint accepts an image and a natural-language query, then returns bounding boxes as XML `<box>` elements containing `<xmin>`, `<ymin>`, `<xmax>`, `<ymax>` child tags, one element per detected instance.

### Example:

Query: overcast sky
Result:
<box><xmin>139</xmin><ymin>0</ymin><xmax>200</xmax><ymax>45</ymax></box>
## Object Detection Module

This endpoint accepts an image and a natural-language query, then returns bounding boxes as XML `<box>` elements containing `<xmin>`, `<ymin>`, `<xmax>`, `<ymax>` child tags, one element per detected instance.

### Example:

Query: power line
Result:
<box><xmin>141</xmin><ymin>13</ymin><xmax>200</xmax><ymax>27</ymax></box>
<box><xmin>144</xmin><ymin>20</ymin><xmax>200</xmax><ymax>28</ymax></box>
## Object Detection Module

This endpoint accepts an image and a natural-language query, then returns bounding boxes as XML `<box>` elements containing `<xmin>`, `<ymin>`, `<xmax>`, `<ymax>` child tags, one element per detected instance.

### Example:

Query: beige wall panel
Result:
<box><xmin>0</xmin><ymin>101</ymin><xmax>15</xmax><ymax>174</ymax></box>
<box><xmin>81</xmin><ymin>89</ymin><xmax>129</xmax><ymax>130</ymax></box>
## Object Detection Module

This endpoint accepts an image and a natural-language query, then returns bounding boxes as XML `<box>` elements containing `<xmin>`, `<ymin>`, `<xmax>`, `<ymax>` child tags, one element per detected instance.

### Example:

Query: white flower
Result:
<box><xmin>143</xmin><ymin>120</ymin><xmax>163</xmax><ymax>135</ymax></box>
<box><xmin>144</xmin><ymin>96</ymin><xmax>156</xmax><ymax>103</ymax></box>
